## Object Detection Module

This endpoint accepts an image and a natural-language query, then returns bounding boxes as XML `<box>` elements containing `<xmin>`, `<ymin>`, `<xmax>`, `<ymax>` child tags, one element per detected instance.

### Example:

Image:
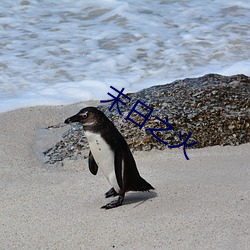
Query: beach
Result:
<box><xmin>1</xmin><ymin>0</ymin><xmax>250</xmax><ymax>248</ymax></box>
<box><xmin>0</xmin><ymin>102</ymin><xmax>249</xmax><ymax>249</ymax></box>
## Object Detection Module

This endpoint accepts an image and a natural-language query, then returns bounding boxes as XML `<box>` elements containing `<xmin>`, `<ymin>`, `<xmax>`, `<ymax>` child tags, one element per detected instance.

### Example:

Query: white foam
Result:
<box><xmin>218</xmin><ymin>60</ymin><xmax>250</xmax><ymax>76</ymax></box>
<box><xmin>0</xmin><ymin>0</ymin><xmax>249</xmax><ymax>112</ymax></box>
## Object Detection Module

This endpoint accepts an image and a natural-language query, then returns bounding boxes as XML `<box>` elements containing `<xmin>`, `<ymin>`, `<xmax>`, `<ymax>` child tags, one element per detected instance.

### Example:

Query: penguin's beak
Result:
<box><xmin>64</xmin><ymin>114</ymin><xmax>81</xmax><ymax>124</ymax></box>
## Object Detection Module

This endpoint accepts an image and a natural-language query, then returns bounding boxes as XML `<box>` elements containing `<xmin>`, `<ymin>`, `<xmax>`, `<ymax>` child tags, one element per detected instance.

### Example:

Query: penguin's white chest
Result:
<box><xmin>84</xmin><ymin>131</ymin><xmax>120</xmax><ymax>192</ymax></box>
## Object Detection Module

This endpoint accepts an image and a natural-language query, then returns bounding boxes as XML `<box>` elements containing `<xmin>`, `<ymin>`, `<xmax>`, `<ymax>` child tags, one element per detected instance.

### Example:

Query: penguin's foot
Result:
<box><xmin>105</xmin><ymin>187</ymin><xmax>118</xmax><ymax>198</ymax></box>
<box><xmin>101</xmin><ymin>196</ymin><xmax>124</xmax><ymax>209</ymax></box>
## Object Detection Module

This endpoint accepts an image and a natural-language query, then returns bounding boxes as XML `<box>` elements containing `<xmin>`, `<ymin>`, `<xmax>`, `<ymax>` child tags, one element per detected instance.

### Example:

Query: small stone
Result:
<box><xmin>43</xmin><ymin>74</ymin><xmax>250</xmax><ymax>164</ymax></box>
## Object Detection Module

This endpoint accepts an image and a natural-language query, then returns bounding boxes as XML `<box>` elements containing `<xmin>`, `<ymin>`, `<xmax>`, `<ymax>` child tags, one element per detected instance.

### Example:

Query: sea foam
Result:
<box><xmin>0</xmin><ymin>0</ymin><xmax>249</xmax><ymax>112</ymax></box>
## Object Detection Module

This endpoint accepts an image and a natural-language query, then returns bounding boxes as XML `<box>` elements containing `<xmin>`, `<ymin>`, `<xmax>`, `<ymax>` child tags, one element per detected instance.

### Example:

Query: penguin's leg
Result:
<box><xmin>105</xmin><ymin>187</ymin><xmax>118</xmax><ymax>198</ymax></box>
<box><xmin>101</xmin><ymin>190</ymin><xmax>125</xmax><ymax>209</ymax></box>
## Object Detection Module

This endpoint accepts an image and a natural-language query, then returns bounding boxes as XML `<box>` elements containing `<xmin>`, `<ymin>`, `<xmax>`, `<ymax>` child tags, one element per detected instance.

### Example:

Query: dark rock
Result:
<box><xmin>43</xmin><ymin>74</ymin><xmax>250</xmax><ymax>163</ymax></box>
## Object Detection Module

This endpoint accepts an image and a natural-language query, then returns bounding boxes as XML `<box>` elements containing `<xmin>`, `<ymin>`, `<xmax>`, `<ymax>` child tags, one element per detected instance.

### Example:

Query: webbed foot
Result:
<box><xmin>101</xmin><ymin>196</ymin><xmax>124</xmax><ymax>209</ymax></box>
<box><xmin>105</xmin><ymin>187</ymin><xmax>118</xmax><ymax>198</ymax></box>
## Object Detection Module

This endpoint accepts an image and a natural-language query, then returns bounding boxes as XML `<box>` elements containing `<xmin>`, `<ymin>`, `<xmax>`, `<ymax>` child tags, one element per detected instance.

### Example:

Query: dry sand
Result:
<box><xmin>0</xmin><ymin>102</ymin><xmax>249</xmax><ymax>249</ymax></box>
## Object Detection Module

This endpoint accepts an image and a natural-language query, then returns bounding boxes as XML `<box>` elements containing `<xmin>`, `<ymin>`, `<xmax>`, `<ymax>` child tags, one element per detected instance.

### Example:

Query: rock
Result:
<box><xmin>43</xmin><ymin>74</ymin><xmax>250</xmax><ymax>164</ymax></box>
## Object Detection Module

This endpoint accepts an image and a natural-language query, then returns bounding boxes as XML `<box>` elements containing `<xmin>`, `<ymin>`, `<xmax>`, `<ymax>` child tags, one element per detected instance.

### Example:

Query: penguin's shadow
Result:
<box><xmin>123</xmin><ymin>191</ymin><xmax>157</xmax><ymax>208</ymax></box>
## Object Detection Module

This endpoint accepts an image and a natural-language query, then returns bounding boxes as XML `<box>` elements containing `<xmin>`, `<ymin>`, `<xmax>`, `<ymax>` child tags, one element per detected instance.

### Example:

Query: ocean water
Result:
<box><xmin>0</xmin><ymin>0</ymin><xmax>250</xmax><ymax>113</ymax></box>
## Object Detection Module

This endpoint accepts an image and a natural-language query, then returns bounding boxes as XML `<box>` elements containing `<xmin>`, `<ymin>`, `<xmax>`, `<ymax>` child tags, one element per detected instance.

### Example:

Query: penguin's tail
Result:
<box><xmin>132</xmin><ymin>176</ymin><xmax>154</xmax><ymax>192</ymax></box>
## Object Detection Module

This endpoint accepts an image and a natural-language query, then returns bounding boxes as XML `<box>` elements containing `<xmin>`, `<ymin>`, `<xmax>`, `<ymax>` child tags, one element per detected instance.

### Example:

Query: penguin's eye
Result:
<box><xmin>79</xmin><ymin>112</ymin><xmax>88</xmax><ymax>119</ymax></box>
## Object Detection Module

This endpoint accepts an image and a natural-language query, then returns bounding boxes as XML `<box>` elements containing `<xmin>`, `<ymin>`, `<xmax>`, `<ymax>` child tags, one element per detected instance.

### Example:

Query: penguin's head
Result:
<box><xmin>65</xmin><ymin>107</ymin><xmax>108</xmax><ymax>129</ymax></box>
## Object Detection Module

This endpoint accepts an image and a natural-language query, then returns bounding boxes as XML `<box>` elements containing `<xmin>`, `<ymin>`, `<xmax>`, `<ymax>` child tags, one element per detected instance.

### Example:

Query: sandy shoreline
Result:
<box><xmin>0</xmin><ymin>102</ymin><xmax>249</xmax><ymax>249</ymax></box>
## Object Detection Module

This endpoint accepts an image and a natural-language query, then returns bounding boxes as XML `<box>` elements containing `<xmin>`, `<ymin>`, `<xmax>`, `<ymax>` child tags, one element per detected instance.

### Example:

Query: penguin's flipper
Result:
<box><xmin>114</xmin><ymin>146</ymin><xmax>124</xmax><ymax>190</ymax></box>
<box><xmin>88</xmin><ymin>151</ymin><xmax>98</xmax><ymax>175</ymax></box>
<box><xmin>105</xmin><ymin>187</ymin><xmax>118</xmax><ymax>198</ymax></box>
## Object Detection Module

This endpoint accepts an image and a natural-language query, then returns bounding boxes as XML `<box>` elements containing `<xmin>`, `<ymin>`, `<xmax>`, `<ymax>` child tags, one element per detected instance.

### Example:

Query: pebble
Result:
<box><xmin>43</xmin><ymin>74</ymin><xmax>250</xmax><ymax>164</ymax></box>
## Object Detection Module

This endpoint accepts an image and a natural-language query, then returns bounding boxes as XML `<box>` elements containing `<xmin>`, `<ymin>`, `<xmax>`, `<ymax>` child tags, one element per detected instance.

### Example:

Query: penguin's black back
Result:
<box><xmin>68</xmin><ymin>107</ymin><xmax>154</xmax><ymax>192</ymax></box>
<box><xmin>98</xmin><ymin>114</ymin><xmax>154</xmax><ymax>192</ymax></box>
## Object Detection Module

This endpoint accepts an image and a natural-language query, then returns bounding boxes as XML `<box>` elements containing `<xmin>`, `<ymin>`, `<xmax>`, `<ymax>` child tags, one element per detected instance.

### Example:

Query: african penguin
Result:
<box><xmin>65</xmin><ymin>107</ymin><xmax>154</xmax><ymax>209</ymax></box>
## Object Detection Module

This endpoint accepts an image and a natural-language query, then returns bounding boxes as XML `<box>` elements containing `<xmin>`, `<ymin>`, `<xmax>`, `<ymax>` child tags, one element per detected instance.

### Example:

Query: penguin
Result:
<box><xmin>65</xmin><ymin>107</ymin><xmax>154</xmax><ymax>209</ymax></box>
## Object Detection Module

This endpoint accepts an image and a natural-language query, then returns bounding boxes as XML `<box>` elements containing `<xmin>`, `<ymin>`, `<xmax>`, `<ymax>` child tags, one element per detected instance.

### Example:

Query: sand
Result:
<box><xmin>0</xmin><ymin>102</ymin><xmax>249</xmax><ymax>250</ymax></box>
